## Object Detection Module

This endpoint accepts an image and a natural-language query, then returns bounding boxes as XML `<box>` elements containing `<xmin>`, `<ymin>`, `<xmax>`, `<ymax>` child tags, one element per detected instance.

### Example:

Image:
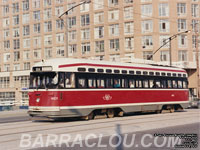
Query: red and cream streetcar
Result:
<box><xmin>28</xmin><ymin>58</ymin><xmax>189</xmax><ymax>119</ymax></box>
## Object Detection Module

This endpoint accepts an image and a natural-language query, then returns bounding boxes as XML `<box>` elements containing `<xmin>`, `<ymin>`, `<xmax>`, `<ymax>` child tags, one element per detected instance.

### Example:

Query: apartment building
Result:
<box><xmin>0</xmin><ymin>0</ymin><xmax>199</xmax><ymax>106</ymax></box>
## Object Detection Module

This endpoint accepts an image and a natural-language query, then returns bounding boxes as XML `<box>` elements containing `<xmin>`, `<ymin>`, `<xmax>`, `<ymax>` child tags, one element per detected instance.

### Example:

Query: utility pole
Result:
<box><xmin>195</xmin><ymin>23</ymin><xmax>200</xmax><ymax>99</ymax></box>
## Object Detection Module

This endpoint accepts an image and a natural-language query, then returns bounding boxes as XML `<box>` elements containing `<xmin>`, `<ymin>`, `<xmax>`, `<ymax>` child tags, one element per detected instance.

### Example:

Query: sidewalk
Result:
<box><xmin>0</xmin><ymin>109</ymin><xmax>28</xmax><ymax>118</ymax></box>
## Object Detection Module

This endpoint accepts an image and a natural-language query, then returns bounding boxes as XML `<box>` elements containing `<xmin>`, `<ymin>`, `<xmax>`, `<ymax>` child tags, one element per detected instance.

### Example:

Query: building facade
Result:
<box><xmin>0</xmin><ymin>0</ymin><xmax>199</xmax><ymax>106</ymax></box>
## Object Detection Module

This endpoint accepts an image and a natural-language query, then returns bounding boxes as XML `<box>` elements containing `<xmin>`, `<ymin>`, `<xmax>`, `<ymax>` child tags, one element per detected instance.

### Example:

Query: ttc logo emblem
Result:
<box><xmin>103</xmin><ymin>94</ymin><xmax>112</xmax><ymax>101</ymax></box>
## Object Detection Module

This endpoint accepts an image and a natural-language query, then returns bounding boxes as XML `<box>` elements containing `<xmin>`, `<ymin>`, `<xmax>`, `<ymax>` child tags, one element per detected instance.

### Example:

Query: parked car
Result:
<box><xmin>188</xmin><ymin>97</ymin><xmax>200</xmax><ymax>108</ymax></box>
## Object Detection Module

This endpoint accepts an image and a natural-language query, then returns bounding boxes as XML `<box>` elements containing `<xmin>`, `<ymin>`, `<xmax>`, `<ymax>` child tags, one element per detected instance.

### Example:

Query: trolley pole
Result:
<box><xmin>59</xmin><ymin>0</ymin><xmax>91</xmax><ymax>58</ymax></box>
<box><xmin>195</xmin><ymin>23</ymin><xmax>200</xmax><ymax>99</ymax></box>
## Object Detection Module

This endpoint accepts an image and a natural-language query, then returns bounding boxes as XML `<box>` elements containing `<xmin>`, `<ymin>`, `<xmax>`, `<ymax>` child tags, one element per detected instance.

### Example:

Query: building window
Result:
<box><xmin>24</xmin><ymin>63</ymin><xmax>30</xmax><ymax>70</ymax></box>
<box><xmin>125</xmin><ymin>37</ymin><xmax>134</xmax><ymax>50</ymax></box>
<box><xmin>178</xmin><ymin>50</ymin><xmax>187</xmax><ymax>61</ymax></box>
<box><xmin>159</xmin><ymin>19</ymin><xmax>169</xmax><ymax>33</ymax></box>
<box><xmin>44</xmin><ymin>8</ymin><xmax>52</xmax><ymax>20</ymax></box>
<box><xmin>142</xmin><ymin>36</ymin><xmax>153</xmax><ymax>48</ymax></box>
<box><xmin>95</xmin><ymin>41</ymin><xmax>104</xmax><ymax>53</ymax></box>
<box><xmin>4</xmin><ymin>64</ymin><xmax>10</xmax><ymax>72</ymax></box>
<box><xmin>141</xmin><ymin>4</ymin><xmax>152</xmax><ymax>18</ymax></box>
<box><xmin>81</xmin><ymin>14</ymin><xmax>90</xmax><ymax>26</ymax></box>
<box><xmin>81</xmin><ymin>28</ymin><xmax>90</xmax><ymax>40</ymax></box>
<box><xmin>94</xmin><ymin>12</ymin><xmax>104</xmax><ymax>24</ymax></box>
<box><xmin>13</xmin><ymin>28</ymin><xmax>20</xmax><ymax>37</ymax></box>
<box><xmin>177</xmin><ymin>3</ymin><xmax>186</xmax><ymax>16</ymax></box>
<box><xmin>44</xmin><ymin>35</ymin><xmax>52</xmax><ymax>46</ymax></box>
<box><xmin>3</xmin><ymin>18</ymin><xmax>9</xmax><ymax>27</ymax></box>
<box><xmin>94</xmin><ymin>26</ymin><xmax>104</xmax><ymax>39</ymax></box>
<box><xmin>23</xmin><ymin>25</ymin><xmax>30</xmax><ymax>36</ymax></box>
<box><xmin>191</xmin><ymin>4</ymin><xmax>199</xmax><ymax>17</ymax></box>
<box><xmin>33</xmin><ymin>49</ymin><xmax>41</xmax><ymax>59</ymax></box>
<box><xmin>178</xmin><ymin>35</ymin><xmax>188</xmax><ymax>48</ymax></box>
<box><xmin>159</xmin><ymin>3</ymin><xmax>169</xmax><ymax>17</ymax></box>
<box><xmin>142</xmin><ymin>20</ymin><xmax>153</xmax><ymax>33</ymax></box>
<box><xmin>23</xmin><ymin>38</ymin><xmax>30</xmax><ymax>48</ymax></box>
<box><xmin>13</xmin><ymin>39</ymin><xmax>20</xmax><ymax>49</ymax></box>
<box><xmin>143</xmin><ymin>51</ymin><xmax>153</xmax><ymax>60</ymax></box>
<box><xmin>80</xmin><ymin>2</ymin><xmax>90</xmax><ymax>12</ymax></box>
<box><xmin>178</xmin><ymin>19</ymin><xmax>187</xmax><ymax>31</ymax></box>
<box><xmin>13</xmin><ymin>64</ymin><xmax>20</xmax><ymax>71</ymax></box>
<box><xmin>56</xmin><ymin>46</ymin><xmax>65</xmax><ymax>57</ymax></box>
<box><xmin>23</xmin><ymin>50</ymin><xmax>30</xmax><ymax>60</ymax></box>
<box><xmin>14</xmin><ymin>51</ymin><xmax>20</xmax><ymax>61</ymax></box>
<box><xmin>44</xmin><ymin>21</ymin><xmax>52</xmax><ymax>32</ymax></box>
<box><xmin>55</xmin><ymin>6</ymin><xmax>63</xmax><ymax>16</ymax></box>
<box><xmin>33</xmin><ymin>37</ymin><xmax>41</xmax><ymax>48</ymax></box>
<box><xmin>124</xmin><ymin>22</ymin><xmax>134</xmax><ymax>35</ymax></box>
<box><xmin>160</xmin><ymin>51</ymin><xmax>169</xmax><ymax>61</ymax></box>
<box><xmin>3</xmin><ymin>53</ymin><xmax>10</xmax><ymax>62</ymax></box>
<box><xmin>68</xmin><ymin>17</ymin><xmax>76</xmax><ymax>28</ymax></box>
<box><xmin>56</xmin><ymin>33</ymin><xmax>64</xmax><ymax>43</ymax></box>
<box><xmin>33</xmin><ymin>23</ymin><xmax>40</xmax><ymax>33</ymax></box>
<box><xmin>68</xmin><ymin>44</ymin><xmax>77</xmax><ymax>56</ymax></box>
<box><xmin>81</xmin><ymin>43</ymin><xmax>90</xmax><ymax>54</ymax></box>
<box><xmin>3</xmin><ymin>5</ymin><xmax>9</xmax><ymax>16</ymax></box>
<box><xmin>22</xmin><ymin>13</ymin><xmax>30</xmax><ymax>24</ymax></box>
<box><xmin>44</xmin><ymin>0</ymin><xmax>51</xmax><ymax>7</ymax></box>
<box><xmin>33</xmin><ymin>11</ymin><xmax>40</xmax><ymax>21</ymax></box>
<box><xmin>94</xmin><ymin>0</ymin><xmax>104</xmax><ymax>10</ymax></box>
<box><xmin>124</xmin><ymin>7</ymin><xmax>133</xmax><ymax>20</ymax></box>
<box><xmin>191</xmin><ymin>20</ymin><xmax>199</xmax><ymax>32</ymax></box>
<box><xmin>110</xmin><ymin>39</ymin><xmax>119</xmax><ymax>51</ymax></box>
<box><xmin>109</xmin><ymin>24</ymin><xmax>119</xmax><ymax>36</ymax></box>
<box><xmin>4</xmin><ymin>40</ymin><xmax>10</xmax><ymax>49</ymax></box>
<box><xmin>13</xmin><ymin>15</ymin><xmax>19</xmax><ymax>25</ymax></box>
<box><xmin>56</xmin><ymin>19</ymin><xmax>64</xmax><ymax>29</ymax></box>
<box><xmin>13</xmin><ymin>3</ymin><xmax>19</xmax><ymax>13</ymax></box>
<box><xmin>3</xmin><ymin>30</ymin><xmax>9</xmax><ymax>39</ymax></box>
<box><xmin>108</xmin><ymin>10</ymin><xmax>119</xmax><ymax>21</ymax></box>
<box><xmin>110</xmin><ymin>54</ymin><xmax>120</xmax><ymax>62</ymax></box>
<box><xmin>32</xmin><ymin>0</ymin><xmax>40</xmax><ymax>8</ymax></box>
<box><xmin>55</xmin><ymin>0</ymin><xmax>64</xmax><ymax>4</ymax></box>
<box><xmin>109</xmin><ymin>0</ymin><xmax>118</xmax><ymax>6</ymax></box>
<box><xmin>124</xmin><ymin>0</ymin><xmax>133</xmax><ymax>4</ymax></box>
<box><xmin>22</xmin><ymin>0</ymin><xmax>29</xmax><ymax>11</ymax></box>
<box><xmin>159</xmin><ymin>35</ymin><xmax>170</xmax><ymax>48</ymax></box>
<box><xmin>45</xmin><ymin>48</ymin><xmax>52</xmax><ymax>59</ymax></box>
<box><xmin>68</xmin><ymin>30</ymin><xmax>76</xmax><ymax>41</ymax></box>
<box><xmin>67</xmin><ymin>2</ymin><xmax>76</xmax><ymax>14</ymax></box>
<box><xmin>0</xmin><ymin>77</ymin><xmax>10</xmax><ymax>88</ymax></box>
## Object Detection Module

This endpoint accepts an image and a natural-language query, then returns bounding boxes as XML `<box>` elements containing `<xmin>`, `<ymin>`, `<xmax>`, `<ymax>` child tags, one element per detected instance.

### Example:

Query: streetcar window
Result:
<box><xmin>78</xmin><ymin>68</ymin><xmax>86</xmax><ymax>72</ymax></box>
<box><xmin>136</xmin><ymin>80</ymin><xmax>142</xmax><ymax>88</ymax></box>
<box><xmin>129</xmin><ymin>79</ymin><xmax>135</xmax><ymax>88</ymax></box>
<box><xmin>78</xmin><ymin>78</ymin><xmax>86</xmax><ymax>88</ymax></box>
<box><xmin>149</xmin><ymin>72</ymin><xmax>154</xmax><ymax>76</ymax></box>
<box><xmin>156</xmin><ymin>72</ymin><xmax>160</xmax><ymax>76</ymax></box>
<box><xmin>106</xmin><ymin>69</ymin><xmax>112</xmax><ymax>73</ymax></box>
<box><xmin>114</xmin><ymin>79</ymin><xmax>121</xmax><ymax>88</ymax></box>
<box><xmin>143</xmin><ymin>80</ymin><xmax>149</xmax><ymax>88</ymax></box>
<box><xmin>172</xmin><ymin>73</ymin><xmax>176</xmax><ymax>77</ymax></box>
<box><xmin>97</xmin><ymin>79</ymin><xmax>105</xmax><ymax>88</ymax></box>
<box><xmin>161</xmin><ymin>80</ymin><xmax>167</xmax><ymax>88</ymax></box>
<box><xmin>65</xmin><ymin>73</ymin><xmax>75</xmax><ymax>88</ymax></box>
<box><xmin>58</xmin><ymin>73</ymin><xmax>65</xmax><ymax>89</ymax></box>
<box><xmin>167</xmin><ymin>73</ymin><xmax>171</xmax><ymax>76</ymax></box>
<box><xmin>161</xmin><ymin>73</ymin><xmax>166</xmax><ymax>76</ymax></box>
<box><xmin>122</xmin><ymin>79</ymin><xmax>128</xmax><ymax>88</ymax></box>
<box><xmin>88</xmin><ymin>68</ymin><xmax>95</xmax><ymax>72</ymax></box>
<box><xmin>177</xmin><ymin>80</ymin><xmax>183</xmax><ymax>88</ymax></box>
<box><xmin>106</xmin><ymin>78</ymin><xmax>113</xmax><ymax>88</ymax></box>
<box><xmin>97</xmin><ymin>69</ymin><xmax>104</xmax><ymax>73</ymax></box>
<box><xmin>88</xmin><ymin>78</ymin><xmax>96</xmax><ymax>88</ymax></box>
<box><xmin>167</xmin><ymin>80</ymin><xmax>172</xmax><ymax>88</ymax></box>
<box><xmin>122</xmin><ymin>70</ymin><xmax>127</xmax><ymax>74</ymax></box>
<box><xmin>183</xmin><ymin>81</ymin><xmax>188</xmax><ymax>89</ymax></box>
<box><xmin>178</xmin><ymin>74</ymin><xmax>182</xmax><ymax>77</ymax></box>
<box><xmin>136</xmin><ymin>71</ymin><xmax>141</xmax><ymax>75</ymax></box>
<box><xmin>172</xmin><ymin>80</ymin><xmax>177</xmax><ymax>88</ymax></box>
<box><xmin>129</xmin><ymin>71</ymin><xmax>134</xmax><ymax>74</ymax></box>
<box><xmin>114</xmin><ymin>70</ymin><xmax>120</xmax><ymax>73</ymax></box>
<box><xmin>151</xmin><ymin>80</ymin><xmax>160</xmax><ymax>88</ymax></box>
<box><xmin>143</xmin><ymin>71</ymin><xmax>148</xmax><ymax>75</ymax></box>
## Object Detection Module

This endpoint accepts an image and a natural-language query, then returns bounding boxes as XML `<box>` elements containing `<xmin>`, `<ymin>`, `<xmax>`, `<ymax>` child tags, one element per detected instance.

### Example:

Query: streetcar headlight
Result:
<box><xmin>36</xmin><ymin>98</ymin><xmax>40</xmax><ymax>103</ymax></box>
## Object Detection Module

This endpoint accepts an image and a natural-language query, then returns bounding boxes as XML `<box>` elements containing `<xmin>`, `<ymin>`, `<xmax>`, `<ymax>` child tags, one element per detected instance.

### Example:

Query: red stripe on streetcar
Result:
<box><xmin>59</xmin><ymin>63</ymin><xmax>186</xmax><ymax>73</ymax></box>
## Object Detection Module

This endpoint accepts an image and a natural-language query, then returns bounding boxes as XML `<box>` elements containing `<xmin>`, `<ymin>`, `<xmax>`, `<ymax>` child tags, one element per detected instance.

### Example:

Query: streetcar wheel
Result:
<box><xmin>170</xmin><ymin>106</ymin><xmax>175</xmax><ymax>113</ymax></box>
<box><xmin>84</xmin><ymin>112</ymin><xmax>94</xmax><ymax>120</ymax></box>
<box><xmin>117</xmin><ymin>111</ymin><xmax>124</xmax><ymax>117</ymax></box>
<box><xmin>107</xmin><ymin>109</ymin><xmax>115</xmax><ymax>118</ymax></box>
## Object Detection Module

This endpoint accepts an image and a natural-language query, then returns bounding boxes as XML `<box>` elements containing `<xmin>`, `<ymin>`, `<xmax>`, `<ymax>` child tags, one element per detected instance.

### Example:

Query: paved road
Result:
<box><xmin>37</xmin><ymin>122</ymin><xmax>200</xmax><ymax>150</ymax></box>
<box><xmin>0</xmin><ymin>109</ymin><xmax>199</xmax><ymax>150</ymax></box>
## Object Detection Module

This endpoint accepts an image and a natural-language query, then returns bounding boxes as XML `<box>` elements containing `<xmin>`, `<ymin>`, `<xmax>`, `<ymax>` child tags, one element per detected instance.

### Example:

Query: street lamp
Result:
<box><xmin>148</xmin><ymin>30</ymin><xmax>190</xmax><ymax>66</ymax></box>
<box><xmin>59</xmin><ymin>0</ymin><xmax>91</xmax><ymax>57</ymax></box>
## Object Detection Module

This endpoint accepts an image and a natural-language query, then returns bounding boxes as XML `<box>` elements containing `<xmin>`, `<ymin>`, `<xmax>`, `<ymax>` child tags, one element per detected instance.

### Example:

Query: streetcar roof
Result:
<box><xmin>32</xmin><ymin>58</ymin><xmax>187</xmax><ymax>76</ymax></box>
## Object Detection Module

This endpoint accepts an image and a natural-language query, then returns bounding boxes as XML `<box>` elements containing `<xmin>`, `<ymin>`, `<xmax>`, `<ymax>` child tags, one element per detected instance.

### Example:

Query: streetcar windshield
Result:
<box><xmin>29</xmin><ymin>72</ymin><xmax>75</xmax><ymax>89</ymax></box>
